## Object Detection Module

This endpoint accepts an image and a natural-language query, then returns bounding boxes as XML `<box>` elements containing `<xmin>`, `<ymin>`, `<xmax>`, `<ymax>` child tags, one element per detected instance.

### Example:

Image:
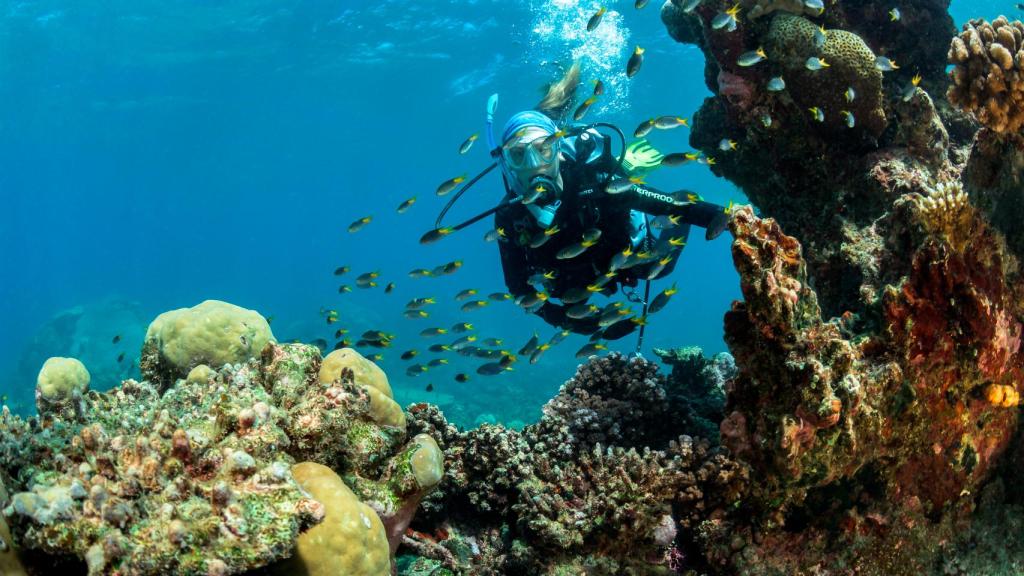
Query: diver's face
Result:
<box><xmin>502</xmin><ymin>127</ymin><xmax>561</xmax><ymax>196</ymax></box>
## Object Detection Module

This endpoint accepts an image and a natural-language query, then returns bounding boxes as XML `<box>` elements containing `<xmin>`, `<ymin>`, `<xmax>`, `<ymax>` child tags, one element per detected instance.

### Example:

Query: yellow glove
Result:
<box><xmin>621</xmin><ymin>139</ymin><xmax>664</xmax><ymax>178</ymax></box>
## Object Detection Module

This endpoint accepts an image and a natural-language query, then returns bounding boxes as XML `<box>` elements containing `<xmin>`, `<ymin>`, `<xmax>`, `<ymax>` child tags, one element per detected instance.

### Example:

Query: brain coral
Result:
<box><xmin>141</xmin><ymin>299</ymin><xmax>275</xmax><ymax>391</ymax></box>
<box><xmin>766</xmin><ymin>13</ymin><xmax>887</xmax><ymax>136</ymax></box>
<box><xmin>948</xmin><ymin>16</ymin><xmax>1024</xmax><ymax>135</ymax></box>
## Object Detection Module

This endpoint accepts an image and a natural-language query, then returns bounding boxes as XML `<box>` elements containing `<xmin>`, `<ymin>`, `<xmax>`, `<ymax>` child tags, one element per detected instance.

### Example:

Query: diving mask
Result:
<box><xmin>501</xmin><ymin>127</ymin><xmax>560</xmax><ymax>171</ymax></box>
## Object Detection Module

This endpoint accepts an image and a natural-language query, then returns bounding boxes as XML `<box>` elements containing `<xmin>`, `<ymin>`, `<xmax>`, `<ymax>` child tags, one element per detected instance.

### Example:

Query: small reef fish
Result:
<box><xmin>482</xmin><ymin>338</ymin><xmax>503</xmax><ymax>347</ymax></box>
<box><xmin>356</xmin><ymin>271</ymin><xmax>379</xmax><ymax>286</ymax></box>
<box><xmin>460</xmin><ymin>300</ymin><xmax>489</xmax><ymax>312</ymax></box>
<box><xmin>117</xmin><ymin>352</ymin><xmax>125</xmax><ymax>363</ymax></box>
<box><xmin>455</xmin><ymin>335</ymin><xmax>481</xmax><ymax>351</ymax></box>
<box><xmin>583</xmin><ymin>228</ymin><xmax>602</xmax><ymax>243</ymax></box>
<box><xmin>529</xmin><ymin>344</ymin><xmax>551</xmax><ymax>364</ymax></box>
<box><xmin>648</xmin><ymin>283</ymin><xmax>678</xmax><ymax>314</ymax></box>
<box><xmin>560</xmin><ymin>286</ymin><xmax>592</xmax><ymax>304</ymax></box>
<box><xmin>477</xmin><ymin>362</ymin><xmax>512</xmax><ymax>376</ymax></box>
<box><xmin>645</xmin><ymin>256</ymin><xmax>674</xmax><ymax>280</ymax></box>
<box><xmin>556</xmin><ymin>238</ymin><xmax>600</xmax><ymax>260</ymax></box>
<box><xmin>635</xmin><ymin>0</ymin><xmax>649</xmax><ymax>8</ymax></box>
<box><xmin>575</xmin><ymin>342</ymin><xmax>608</xmax><ymax>358</ymax></box>
<box><xmin>488</xmin><ymin>292</ymin><xmax>512</xmax><ymax>301</ymax></box>
<box><xmin>678</xmin><ymin>0</ymin><xmax>702</xmax><ymax>12</ymax></box>
<box><xmin>902</xmin><ymin>73</ymin><xmax>922</xmax><ymax>101</ymax></box>
<box><xmin>333</xmin><ymin>340</ymin><xmax>349</xmax><ymax>350</ymax></box>
<box><xmin>761</xmin><ymin>113</ymin><xmax>773</xmax><ymax>127</ymax></box>
<box><xmin>804</xmin><ymin>0</ymin><xmax>825</xmax><ymax>14</ymax></box>
<box><xmin>592</xmin><ymin>79</ymin><xmax>605</xmax><ymax>96</ymax></box>
<box><xmin>436</xmin><ymin>174</ymin><xmax>467</xmax><ymax>196</ymax></box>
<box><xmin>409</xmin><ymin>268</ymin><xmax>433</xmax><ymax>279</ymax></box>
<box><xmin>334</xmin><ymin>328</ymin><xmax>348</xmax><ymax>338</ymax></box>
<box><xmin>112</xmin><ymin>335</ymin><xmax>121</xmax><ymax>344</ymax></box>
<box><xmin>451</xmin><ymin>322</ymin><xmax>474</xmax><ymax>333</ymax></box>
<box><xmin>567</xmin><ymin>303</ymin><xmax>601</xmax><ymax>319</ymax></box>
<box><xmin>455</xmin><ymin>373</ymin><xmax>470</xmax><ymax>383</ymax></box>
<box><xmin>889</xmin><ymin>7</ymin><xmax>901</xmax><ymax>21</ymax></box>
<box><xmin>737</xmin><ymin>47</ymin><xmax>767</xmax><ymax>67</ymax></box>
<box><xmin>718</xmin><ymin>139</ymin><xmax>737</xmax><ymax>151</ymax></box>
<box><xmin>425</xmin><ymin>383</ymin><xmax>434</xmax><ymax>392</ymax></box>
<box><xmin>455</xmin><ymin>288</ymin><xmax>478</xmax><ymax>301</ymax></box>
<box><xmin>404</xmin><ymin>310</ymin><xmax>429</xmax><ymax>319</ymax></box>
<box><xmin>419</xmin><ymin>227</ymin><xmax>455</xmax><ymax>245</ymax></box>
<box><xmin>406</xmin><ymin>364</ymin><xmax>428</xmax><ymax>377</ymax></box>
<box><xmin>875</xmin><ymin>56</ymin><xmax>899</xmax><ymax>71</ymax></box>
<box><xmin>661</xmin><ymin>152</ymin><xmax>700</xmax><ymax>166</ymax></box>
<box><xmin>548</xmin><ymin>330</ymin><xmax>572</xmax><ymax>347</ymax></box>
<box><xmin>841</xmin><ymin>110</ymin><xmax>855</xmax><ymax>128</ymax></box>
<box><xmin>805</xmin><ymin>56</ymin><xmax>829</xmax><ymax>71</ymax></box>
<box><xmin>711</xmin><ymin>4</ymin><xmax>740</xmax><ymax>31</ymax></box>
<box><xmin>420</xmin><ymin>327</ymin><xmax>448</xmax><ymax>337</ymax></box>
<box><xmin>361</xmin><ymin>330</ymin><xmax>393</xmax><ymax>342</ymax></box>
<box><xmin>458</xmin><ymin>133</ymin><xmax>478</xmax><ymax>155</ymax></box>
<box><xmin>384</xmin><ymin>282</ymin><xmax>395</xmax><ymax>294</ymax></box>
<box><xmin>634</xmin><ymin>118</ymin><xmax>656</xmax><ymax>138</ymax></box>
<box><xmin>441</xmin><ymin>260</ymin><xmax>463</xmax><ymax>275</ymax></box>
<box><xmin>610</xmin><ymin>245</ymin><xmax>634</xmax><ymax>269</ymax></box>
<box><xmin>366</xmin><ymin>353</ymin><xmax>383</xmax><ymax>362</ymax></box>
<box><xmin>483</xmin><ymin>227</ymin><xmax>506</xmax><ymax>242</ymax></box>
<box><xmin>429</xmin><ymin>344</ymin><xmax>452</xmax><ymax>354</ymax></box>
<box><xmin>606</xmin><ymin>176</ymin><xmax>645</xmax><ymax>195</ymax></box>
<box><xmin>813</xmin><ymin>25</ymin><xmax>827</xmax><ymax>49</ymax></box>
<box><xmin>521</xmin><ymin>183</ymin><xmax>548</xmax><ymax>205</ymax></box>
<box><xmin>427</xmin><ymin>358</ymin><xmax>448</xmax><ymax>368</ymax></box>
<box><xmin>809</xmin><ymin>107</ymin><xmax>825</xmax><ymax>122</ymax></box>
<box><xmin>654</xmin><ymin>116</ymin><xmax>688</xmax><ymax>129</ymax></box>
<box><xmin>406</xmin><ymin>297</ymin><xmax>435</xmax><ymax>309</ymax></box>
<box><xmin>626</xmin><ymin>46</ymin><xmax>645</xmax><ymax>78</ymax></box>
<box><xmin>845</xmin><ymin>86</ymin><xmax>857</xmax><ymax>102</ymax></box>
<box><xmin>401</xmin><ymin>350</ymin><xmax>419</xmax><ymax>361</ymax></box>
<box><xmin>333</xmin><ymin>266</ymin><xmax>350</xmax><ymax>276</ymax></box>
<box><xmin>518</xmin><ymin>333</ymin><xmax>541</xmax><ymax>356</ymax></box>
<box><xmin>338</xmin><ymin>284</ymin><xmax>352</xmax><ymax>293</ymax></box>
<box><xmin>587</xmin><ymin>7</ymin><xmax>607</xmax><ymax>32</ymax></box>
<box><xmin>516</xmin><ymin>291</ymin><xmax>548</xmax><ymax>309</ymax></box>
<box><xmin>767</xmin><ymin>76</ymin><xmax>786</xmax><ymax>92</ymax></box>
<box><xmin>396</xmin><ymin>196</ymin><xmax>416</xmax><ymax>214</ymax></box>
<box><xmin>573</xmin><ymin>95</ymin><xmax>598</xmax><ymax>121</ymax></box>
<box><xmin>348</xmin><ymin>216</ymin><xmax>372</xmax><ymax>233</ymax></box>
<box><xmin>601</xmin><ymin>317</ymin><xmax>643</xmax><ymax>340</ymax></box>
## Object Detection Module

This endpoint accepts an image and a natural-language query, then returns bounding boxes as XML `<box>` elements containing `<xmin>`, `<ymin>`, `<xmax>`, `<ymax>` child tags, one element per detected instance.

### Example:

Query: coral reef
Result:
<box><xmin>35</xmin><ymin>356</ymin><xmax>90</xmax><ymax>421</ymax></box>
<box><xmin>0</xmin><ymin>303</ymin><xmax>442</xmax><ymax>575</ymax></box>
<box><xmin>140</xmin><ymin>299</ymin><xmax>275</xmax><ymax>391</ymax></box>
<box><xmin>407</xmin><ymin>354</ymin><xmax>748</xmax><ymax>575</ymax></box>
<box><xmin>948</xmin><ymin>16</ymin><xmax>1024</xmax><ymax>136</ymax></box>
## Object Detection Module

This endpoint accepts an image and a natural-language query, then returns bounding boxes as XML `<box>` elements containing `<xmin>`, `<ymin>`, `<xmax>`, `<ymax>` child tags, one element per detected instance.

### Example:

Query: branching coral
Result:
<box><xmin>948</xmin><ymin>16</ymin><xmax>1024</xmax><ymax>136</ymax></box>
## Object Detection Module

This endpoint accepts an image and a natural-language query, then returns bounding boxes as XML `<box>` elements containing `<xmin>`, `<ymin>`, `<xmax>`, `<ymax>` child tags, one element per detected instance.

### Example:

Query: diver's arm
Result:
<box><xmin>597</xmin><ymin>183</ymin><xmax>729</xmax><ymax>239</ymax></box>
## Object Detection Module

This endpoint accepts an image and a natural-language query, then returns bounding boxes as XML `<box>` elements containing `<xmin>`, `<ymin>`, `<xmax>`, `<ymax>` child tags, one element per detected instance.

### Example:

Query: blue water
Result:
<box><xmin>0</xmin><ymin>0</ymin><xmax>1011</xmax><ymax>426</ymax></box>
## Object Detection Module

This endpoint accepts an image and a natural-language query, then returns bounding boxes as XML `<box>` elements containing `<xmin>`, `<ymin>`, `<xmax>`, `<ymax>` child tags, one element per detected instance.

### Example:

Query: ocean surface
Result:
<box><xmin>0</xmin><ymin>0</ymin><xmax>1010</xmax><ymax>428</ymax></box>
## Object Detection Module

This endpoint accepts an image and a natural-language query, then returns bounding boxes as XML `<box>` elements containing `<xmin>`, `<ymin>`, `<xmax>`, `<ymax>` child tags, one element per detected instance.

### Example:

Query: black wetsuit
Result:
<box><xmin>495</xmin><ymin>129</ymin><xmax>727</xmax><ymax>334</ymax></box>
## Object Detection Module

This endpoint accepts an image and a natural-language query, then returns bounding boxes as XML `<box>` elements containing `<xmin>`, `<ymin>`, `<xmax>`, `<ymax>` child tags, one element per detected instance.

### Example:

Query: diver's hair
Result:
<box><xmin>535</xmin><ymin>61</ymin><xmax>581</xmax><ymax>123</ymax></box>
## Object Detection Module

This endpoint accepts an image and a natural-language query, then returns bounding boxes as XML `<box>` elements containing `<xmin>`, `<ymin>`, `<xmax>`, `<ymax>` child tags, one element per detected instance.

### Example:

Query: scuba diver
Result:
<box><xmin>426</xmin><ymin>64</ymin><xmax>730</xmax><ymax>339</ymax></box>
<box><xmin>492</xmin><ymin>109</ymin><xmax>730</xmax><ymax>335</ymax></box>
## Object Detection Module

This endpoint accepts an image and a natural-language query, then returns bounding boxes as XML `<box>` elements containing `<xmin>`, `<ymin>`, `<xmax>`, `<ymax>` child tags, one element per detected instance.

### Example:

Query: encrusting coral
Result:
<box><xmin>948</xmin><ymin>16</ymin><xmax>1024</xmax><ymax>136</ymax></box>
<box><xmin>0</xmin><ymin>303</ymin><xmax>443</xmax><ymax>576</ymax></box>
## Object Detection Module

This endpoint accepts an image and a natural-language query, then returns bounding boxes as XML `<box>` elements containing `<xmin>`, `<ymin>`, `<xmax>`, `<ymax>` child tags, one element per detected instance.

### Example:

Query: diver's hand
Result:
<box><xmin>622</xmin><ymin>139</ymin><xmax>665</xmax><ymax>178</ymax></box>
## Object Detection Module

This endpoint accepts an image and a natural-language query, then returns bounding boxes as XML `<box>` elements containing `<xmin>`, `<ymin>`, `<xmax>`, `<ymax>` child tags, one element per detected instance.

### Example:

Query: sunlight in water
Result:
<box><xmin>528</xmin><ymin>0</ymin><xmax>630</xmax><ymax>114</ymax></box>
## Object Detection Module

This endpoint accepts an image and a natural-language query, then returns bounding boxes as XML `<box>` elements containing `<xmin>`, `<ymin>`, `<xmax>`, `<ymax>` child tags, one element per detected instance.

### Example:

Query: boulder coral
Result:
<box><xmin>35</xmin><ymin>356</ymin><xmax>90</xmax><ymax>421</ymax></box>
<box><xmin>140</xmin><ymin>299</ymin><xmax>274</xmax><ymax>391</ymax></box>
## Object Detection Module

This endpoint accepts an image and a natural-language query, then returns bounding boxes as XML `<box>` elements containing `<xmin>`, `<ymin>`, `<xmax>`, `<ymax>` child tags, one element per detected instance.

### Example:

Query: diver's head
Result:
<box><xmin>499</xmin><ymin>110</ymin><xmax>563</xmax><ymax>200</ymax></box>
